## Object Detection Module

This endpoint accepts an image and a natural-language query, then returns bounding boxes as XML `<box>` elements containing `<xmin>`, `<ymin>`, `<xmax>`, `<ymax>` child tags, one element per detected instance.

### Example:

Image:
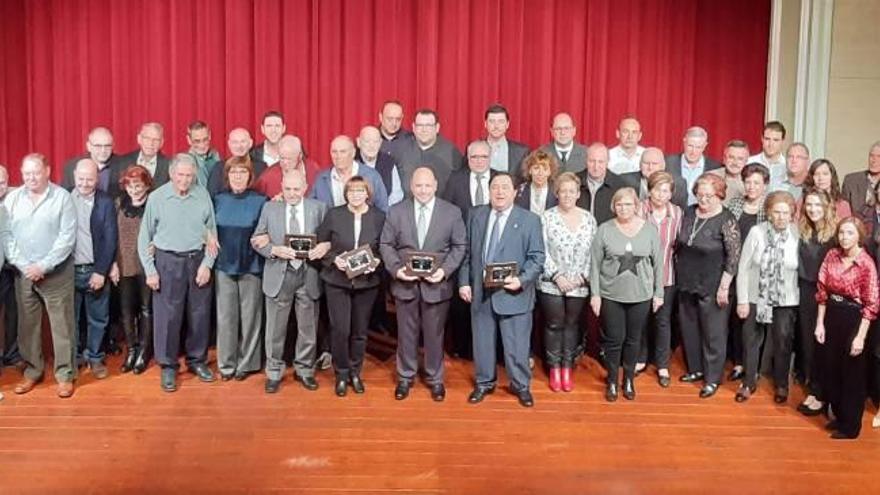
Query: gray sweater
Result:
<box><xmin>589</xmin><ymin>220</ymin><xmax>663</xmax><ymax>303</ymax></box>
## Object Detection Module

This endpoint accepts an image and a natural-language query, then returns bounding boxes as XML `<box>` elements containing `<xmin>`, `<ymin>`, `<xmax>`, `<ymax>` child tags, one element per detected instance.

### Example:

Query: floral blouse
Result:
<box><xmin>538</xmin><ymin>206</ymin><xmax>598</xmax><ymax>297</ymax></box>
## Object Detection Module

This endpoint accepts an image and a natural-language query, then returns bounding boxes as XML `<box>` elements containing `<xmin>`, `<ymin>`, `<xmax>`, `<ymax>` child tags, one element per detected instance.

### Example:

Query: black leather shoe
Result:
<box><xmin>825</xmin><ymin>420</ymin><xmax>839</xmax><ymax>431</ymax></box>
<box><xmin>188</xmin><ymin>363</ymin><xmax>215</xmax><ymax>383</ymax></box>
<box><xmin>728</xmin><ymin>367</ymin><xmax>745</xmax><ymax>381</ymax></box>
<box><xmin>265</xmin><ymin>379</ymin><xmax>281</xmax><ymax>394</ymax></box>
<box><xmin>623</xmin><ymin>378</ymin><xmax>636</xmax><ymax>400</ymax></box>
<box><xmin>121</xmin><ymin>350</ymin><xmax>137</xmax><ymax>373</ymax></box>
<box><xmin>161</xmin><ymin>368</ymin><xmax>177</xmax><ymax>393</ymax></box>
<box><xmin>394</xmin><ymin>381</ymin><xmax>410</xmax><ymax>400</ymax></box>
<box><xmin>605</xmin><ymin>382</ymin><xmax>618</xmax><ymax>402</ymax></box>
<box><xmin>798</xmin><ymin>402</ymin><xmax>826</xmax><ymax>417</ymax></box>
<box><xmin>295</xmin><ymin>374</ymin><xmax>319</xmax><ymax>391</ymax></box>
<box><xmin>699</xmin><ymin>383</ymin><xmax>719</xmax><ymax>398</ymax></box>
<box><xmin>335</xmin><ymin>379</ymin><xmax>347</xmax><ymax>397</ymax></box>
<box><xmin>658</xmin><ymin>374</ymin><xmax>671</xmax><ymax>388</ymax></box>
<box><xmin>430</xmin><ymin>384</ymin><xmax>446</xmax><ymax>402</ymax></box>
<box><xmin>680</xmin><ymin>372</ymin><xmax>704</xmax><ymax>383</ymax></box>
<box><xmin>515</xmin><ymin>389</ymin><xmax>534</xmax><ymax>408</ymax></box>
<box><xmin>132</xmin><ymin>352</ymin><xmax>149</xmax><ymax>375</ymax></box>
<box><xmin>830</xmin><ymin>431</ymin><xmax>857</xmax><ymax>440</ymax></box>
<box><xmin>220</xmin><ymin>373</ymin><xmax>234</xmax><ymax>382</ymax></box>
<box><xmin>468</xmin><ymin>386</ymin><xmax>495</xmax><ymax>404</ymax></box>
<box><xmin>735</xmin><ymin>385</ymin><xmax>755</xmax><ymax>403</ymax></box>
<box><xmin>234</xmin><ymin>370</ymin><xmax>255</xmax><ymax>382</ymax></box>
<box><xmin>773</xmin><ymin>388</ymin><xmax>788</xmax><ymax>404</ymax></box>
<box><xmin>350</xmin><ymin>375</ymin><xmax>365</xmax><ymax>394</ymax></box>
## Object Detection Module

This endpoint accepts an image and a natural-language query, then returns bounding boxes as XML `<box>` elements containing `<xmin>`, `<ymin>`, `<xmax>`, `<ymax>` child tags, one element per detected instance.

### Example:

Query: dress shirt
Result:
<box><xmin>286</xmin><ymin>200</ymin><xmax>305</xmax><ymax>268</ymax></box>
<box><xmin>330</xmin><ymin>163</ymin><xmax>359</xmax><ymax>207</ymax></box>
<box><xmin>489</xmin><ymin>137</ymin><xmax>510</xmax><ymax>172</ymax></box>
<box><xmin>483</xmin><ymin>204</ymin><xmax>513</xmax><ymax>260</ymax></box>
<box><xmin>816</xmin><ymin>248</ymin><xmax>880</xmax><ymax>320</ymax></box>
<box><xmin>530</xmin><ymin>184</ymin><xmax>548</xmax><ymax>215</ymax></box>
<box><xmin>414</xmin><ymin>196</ymin><xmax>436</xmax><ymax>235</ymax></box>
<box><xmin>587</xmin><ymin>176</ymin><xmax>603</xmax><ymax>213</ymax></box>
<box><xmin>71</xmin><ymin>190</ymin><xmax>96</xmax><ymax>265</ymax></box>
<box><xmin>4</xmin><ymin>183</ymin><xmax>76</xmax><ymax>272</ymax></box>
<box><xmin>749</xmin><ymin>152</ymin><xmax>786</xmax><ymax>189</ymax></box>
<box><xmin>470</xmin><ymin>170</ymin><xmax>490</xmax><ymax>206</ymax></box>
<box><xmin>137</xmin><ymin>152</ymin><xmax>158</xmax><ymax>178</ymax></box>
<box><xmin>608</xmin><ymin>145</ymin><xmax>645</xmax><ymax>175</ymax></box>
<box><xmin>361</xmin><ymin>158</ymin><xmax>404</xmax><ymax>206</ymax></box>
<box><xmin>262</xmin><ymin>148</ymin><xmax>280</xmax><ymax>167</ymax></box>
<box><xmin>555</xmin><ymin>143</ymin><xmax>574</xmax><ymax>163</ymax></box>
<box><xmin>680</xmin><ymin>155</ymin><xmax>706</xmax><ymax>205</ymax></box>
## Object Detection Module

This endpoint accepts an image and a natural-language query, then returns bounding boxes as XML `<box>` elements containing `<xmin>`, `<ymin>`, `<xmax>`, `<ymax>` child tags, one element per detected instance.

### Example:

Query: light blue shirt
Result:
<box><xmin>361</xmin><ymin>159</ymin><xmax>404</xmax><ymax>206</ymax></box>
<box><xmin>489</xmin><ymin>138</ymin><xmax>510</xmax><ymax>172</ymax></box>
<box><xmin>680</xmin><ymin>155</ymin><xmax>706</xmax><ymax>205</ymax></box>
<box><xmin>4</xmin><ymin>183</ymin><xmax>76</xmax><ymax>272</ymax></box>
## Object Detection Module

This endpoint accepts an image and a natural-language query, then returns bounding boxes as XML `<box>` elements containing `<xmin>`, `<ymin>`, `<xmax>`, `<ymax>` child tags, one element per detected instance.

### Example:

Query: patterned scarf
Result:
<box><xmin>756</xmin><ymin>223</ymin><xmax>788</xmax><ymax>324</ymax></box>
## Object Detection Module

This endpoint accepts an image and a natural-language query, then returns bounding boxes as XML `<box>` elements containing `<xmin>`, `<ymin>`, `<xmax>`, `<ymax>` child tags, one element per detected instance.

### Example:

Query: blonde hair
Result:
<box><xmin>798</xmin><ymin>188</ymin><xmax>837</xmax><ymax>243</ymax></box>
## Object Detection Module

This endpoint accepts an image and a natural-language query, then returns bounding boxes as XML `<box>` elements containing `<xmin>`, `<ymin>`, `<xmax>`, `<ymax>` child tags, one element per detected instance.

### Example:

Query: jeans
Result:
<box><xmin>74</xmin><ymin>264</ymin><xmax>110</xmax><ymax>363</ymax></box>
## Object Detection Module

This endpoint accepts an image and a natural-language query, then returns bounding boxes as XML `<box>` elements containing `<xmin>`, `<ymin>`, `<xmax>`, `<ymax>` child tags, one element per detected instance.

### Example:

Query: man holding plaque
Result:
<box><xmin>458</xmin><ymin>172</ymin><xmax>545</xmax><ymax>407</ymax></box>
<box><xmin>379</xmin><ymin>167</ymin><xmax>467</xmax><ymax>401</ymax></box>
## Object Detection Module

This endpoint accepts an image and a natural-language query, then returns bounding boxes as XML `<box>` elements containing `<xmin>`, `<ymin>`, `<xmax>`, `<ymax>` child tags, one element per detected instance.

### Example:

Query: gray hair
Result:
<box><xmin>169</xmin><ymin>153</ymin><xmax>197</xmax><ymax>174</ymax></box>
<box><xmin>684</xmin><ymin>126</ymin><xmax>708</xmax><ymax>140</ymax></box>
<box><xmin>466</xmin><ymin>139</ymin><xmax>490</xmax><ymax>156</ymax></box>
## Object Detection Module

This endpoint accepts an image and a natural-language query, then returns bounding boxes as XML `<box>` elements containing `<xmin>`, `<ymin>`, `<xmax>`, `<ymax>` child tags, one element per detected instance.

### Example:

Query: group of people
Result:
<box><xmin>1</xmin><ymin>103</ymin><xmax>880</xmax><ymax>439</ymax></box>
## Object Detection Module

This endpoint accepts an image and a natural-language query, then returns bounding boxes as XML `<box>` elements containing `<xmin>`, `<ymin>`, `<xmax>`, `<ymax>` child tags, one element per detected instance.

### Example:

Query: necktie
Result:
<box><xmin>474</xmin><ymin>173</ymin><xmax>485</xmax><ymax>205</ymax></box>
<box><xmin>559</xmin><ymin>150</ymin><xmax>568</xmax><ymax>164</ymax></box>
<box><xmin>417</xmin><ymin>204</ymin><xmax>428</xmax><ymax>249</ymax></box>
<box><xmin>288</xmin><ymin>204</ymin><xmax>302</xmax><ymax>269</ymax></box>
<box><xmin>484</xmin><ymin>210</ymin><xmax>503</xmax><ymax>263</ymax></box>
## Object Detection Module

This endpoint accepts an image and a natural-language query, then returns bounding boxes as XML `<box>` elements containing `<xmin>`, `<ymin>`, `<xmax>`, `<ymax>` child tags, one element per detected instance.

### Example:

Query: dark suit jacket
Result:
<box><xmin>442</xmin><ymin>168</ymin><xmax>497</xmax><ymax>221</ymax></box>
<box><xmin>842</xmin><ymin>171</ymin><xmax>873</xmax><ymax>221</ymax></box>
<box><xmin>663</xmin><ymin>154</ymin><xmax>722</xmax><ymax>178</ymax></box>
<box><xmin>506</xmin><ymin>139</ymin><xmax>530</xmax><ymax>181</ymax></box>
<box><xmin>118</xmin><ymin>151</ymin><xmax>171</xmax><ymax>189</ymax></box>
<box><xmin>316</xmin><ymin>205</ymin><xmax>385</xmax><ymax>290</ymax></box>
<box><xmin>457</xmin><ymin>205</ymin><xmax>545</xmax><ymax>315</ymax></box>
<box><xmin>62</xmin><ymin>154</ymin><xmax>126</xmax><ymax>196</ymax></box>
<box><xmin>379</xmin><ymin>198</ymin><xmax>467</xmax><ymax>303</ymax></box>
<box><xmin>514</xmin><ymin>182</ymin><xmax>558</xmax><ymax>213</ymax></box>
<box><xmin>575</xmin><ymin>170</ymin><xmax>626</xmax><ymax>225</ymax></box>
<box><xmin>87</xmin><ymin>190</ymin><xmax>119</xmax><ymax>275</ymax></box>
<box><xmin>620</xmin><ymin>171</ymin><xmax>688</xmax><ymax>210</ymax></box>
<box><xmin>540</xmin><ymin>142</ymin><xmax>587</xmax><ymax>174</ymax></box>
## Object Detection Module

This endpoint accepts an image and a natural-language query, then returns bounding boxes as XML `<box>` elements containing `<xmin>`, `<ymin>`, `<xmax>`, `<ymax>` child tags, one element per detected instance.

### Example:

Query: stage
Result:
<box><xmin>0</xmin><ymin>349</ymin><xmax>877</xmax><ymax>494</ymax></box>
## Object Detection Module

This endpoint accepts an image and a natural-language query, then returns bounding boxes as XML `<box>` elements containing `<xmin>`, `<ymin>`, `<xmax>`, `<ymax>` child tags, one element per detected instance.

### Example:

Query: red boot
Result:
<box><xmin>549</xmin><ymin>367</ymin><xmax>562</xmax><ymax>392</ymax></box>
<box><xmin>561</xmin><ymin>367</ymin><xmax>573</xmax><ymax>392</ymax></box>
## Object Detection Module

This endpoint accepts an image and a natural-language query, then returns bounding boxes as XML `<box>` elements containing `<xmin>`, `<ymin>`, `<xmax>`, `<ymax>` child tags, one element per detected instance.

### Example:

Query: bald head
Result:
<box><xmin>228</xmin><ymin>128</ymin><xmax>253</xmax><ymax>157</ymax></box>
<box><xmin>330</xmin><ymin>135</ymin><xmax>356</xmax><ymax>170</ymax></box>
<box><xmin>279</xmin><ymin>135</ymin><xmax>303</xmax><ymax>172</ymax></box>
<box><xmin>86</xmin><ymin>127</ymin><xmax>114</xmax><ymax>164</ymax></box>
<box><xmin>639</xmin><ymin>147</ymin><xmax>665</xmax><ymax>179</ymax></box>
<box><xmin>357</xmin><ymin>126</ymin><xmax>382</xmax><ymax>162</ymax></box>
<box><xmin>586</xmin><ymin>142</ymin><xmax>609</xmax><ymax>181</ymax></box>
<box><xmin>74</xmin><ymin>158</ymin><xmax>99</xmax><ymax>196</ymax></box>
<box><xmin>411</xmin><ymin>166</ymin><xmax>438</xmax><ymax>204</ymax></box>
<box><xmin>281</xmin><ymin>168</ymin><xmax>307</xmax><ymax>205</ymax></box>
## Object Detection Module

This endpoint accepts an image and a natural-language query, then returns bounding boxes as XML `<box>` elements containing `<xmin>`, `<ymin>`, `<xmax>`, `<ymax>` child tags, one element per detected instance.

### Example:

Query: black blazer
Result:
<box><xmin>664</xmin><ymin>154</ymin><xmax>722</xmax><ymax>178</ymax></box>
<box><xmin>118</xmin><ymin>151</ymin><xmax>171</xmax><ymax>189</ymax></box>
<box><xmin>62</xmin><ymin>153</ymin><xmax>127</xmax><ymax>197</ymax></box>
<box><xmin>442</xmin><ymin>168</ymin><xmax>497</xmax><ymax>221</ymax></box>
<box><xmin>575</xmin><ymin>170</ymin><xmax>626</xmax><ymax>225</ymax></box>
<box><xmin>506</xmin><ymin>140</ymin><xmax>530</xmax><ymax>182</ymax></box>
<box><xmin>620</xmin><ymin>171</ymin><xmax>689</xmax><ymax>210</ymax></box>
<box><xmin>89</xmin><ymin>190</ymin><xmax>119</xmax><ymax>275</ymax></box>
<box><xmin>514</xmin><ymin>182</ymin><xmax>558</xmax><ymax>213</ymax></box>
<box><xmin>316</xmin><ymin>205</ymin><xmax>386</xmax><ymax>290</ymax></box>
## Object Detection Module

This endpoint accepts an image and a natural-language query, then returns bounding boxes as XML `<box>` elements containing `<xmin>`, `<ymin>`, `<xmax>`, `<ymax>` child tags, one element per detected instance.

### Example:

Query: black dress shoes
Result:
<box><xmin>658</xmin><ymin>374</ymin><xmax>671</xmax><ymax>388</ymax></box>
<box><xmin>728</xmin><ymin>367</ymin><xmax>745</xmax><ymax>381</ymax></box>
<box><xmin>622</xmin><ymin>378</ymin><xmax>636</xmax><ymax>401</ymax></box>
<box><xmin>773</xmin><ymin>388</ymin><xmax>788</xmax><ymax>404</ymax></box>
<box><xmin>132</xmin><ymin>353</ymin><xmax>149</xmax><ymax>375</ymax></box>
<box><xmin>798</xmin><ymin>402</ymin><xmax>826</xmax><ymax>417</ymax></box>
<box><xmin>161</xmin><ymin>368</ymin><xmax>177</xmax><ymax>393</ymax></box>
<box><xmin>394</xmin><ymin>381</ymin><xmax>411</xmax><ymax>400</ymax></box>
<box><xmin>735</xmin><ymin>385</ymin><xmax>755</xmax><ymax>403</ymax></box>
<box><xmin>830</xmin><ymin>431</ymin><xmax>857</xmax><ymax>440</ymax></box>
<box><xmin>824</xmin><ymin>420</ymin><xmax>839</xmax><ymax>431</ymax></box>
<box><xmin>605</xmin><ymin>382</ymin><xmax>618</xmax><ymax>402</ymax></box>
<box><xmin>121</xmin><ymin>350</ymin><xmax>137</xmax><ymax>373</ymax></box>
<box><xmin>699</xmin><ymin>383</ymin><xmax>719</xmax><ymax>398</ymax></box>
<box><xmin>295</xmin><ymin>374</ymin><xmax>319</xmax><ymax>391</ymax></box>
<box><xmin>350</xmin><ymin>375</ymin><xmax>365</xmax><ymax>394</ymax></box>
<box><xmin>515</xmin><ymin>389</ymin><xmax>534</xmax><ymax>408</ymax></box>
<box><xmin>265</xmin><ymin>379</ymin><xmax>281</xmax><ymax>394</ymax></box>
<box><xmin>680</xmin><ymin>372</ymin><xmax>704</xmax><ymax>383</ymax></box>
<box><xmin>468</xmin><ymin>386</ymin><xmax>495</xmax><ymax>404</ymax></box>
<box><xmin>234</xmin><ymin>370</ymin><xmax>255</xmax><ymax>382</ymax></box>
<box><xmin>431</xmin><ymin>384</ymin><xmax>446</xmax><ymax>402</ymax></box>
<box><xmin>335</xmin><ymin>379</ymin><xmax>347</xmax><ymax>397</ymax></box>
<box><xmin>188</xmin><ymin>363</ymin><xmax>216</xmax><ymax>383</ymax></box>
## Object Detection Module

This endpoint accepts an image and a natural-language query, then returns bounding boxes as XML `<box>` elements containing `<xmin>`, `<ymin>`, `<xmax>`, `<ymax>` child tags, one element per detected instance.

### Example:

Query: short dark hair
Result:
<box><xmin>489</xmin><ymin>172</ymin><xmax>515</xmax><ymax>187</ymax></box>
<box><xmin>763</xmin><ymin>121</ymin><xmax>787</xmax><ymax>140</ymax></box>
<box><xmin>484</xmin><ymin>103</ymin><xmax>509</xmax><ymax>121</ymax></box>
<box><xmin>262</xmin><ymin>110</ymin><xmax>285</xmax><ymax>125</ymax></box>
<box><xmin>741</xmin><ymin>163</ymin><xmax>770</xmax><ymax>184</ymax></box>
<box><xmin>414</xmin><ymin>108</ymin><xmax>439</xmax><ymax>125</ymax></box>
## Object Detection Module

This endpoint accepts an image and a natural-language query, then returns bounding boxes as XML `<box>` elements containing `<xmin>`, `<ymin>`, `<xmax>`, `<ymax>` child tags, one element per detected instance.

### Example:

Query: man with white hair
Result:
<box><xmin>357</xmin><ymin>125</ymin><xmax>404</xmax><ymax>206</ymax></box>
<box><xmin>665</xmin><ymin>126</ymin><xmax>722</xmax><ymax>205</ymax></box>
<box><xmin>122</xmin><ymin>122</ymin><xmax>171</xmax><ymax>187</ymax></box>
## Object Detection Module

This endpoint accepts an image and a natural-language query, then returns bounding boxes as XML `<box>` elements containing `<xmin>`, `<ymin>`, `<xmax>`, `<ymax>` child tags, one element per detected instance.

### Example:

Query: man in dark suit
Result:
<box><xmin>119</xmin><ymin>122</ymin><xmax>171</xmax><ymax>189</ymax></box>
<box><xmin>621</xmin><ymin>147</ymin><xmax>688</xmax><ymax>209</ymax></box>
<box><xmin>540</xmin><ymin>112</ymin><xmax>587</xmax><ymax>174</ymax></box>
<box><xmin>842</xmin><ymin>141</ymin><xmax>880</xmax><ymax>221</ymax></box>
<box><xmin>458</xmin><ymin>172</ymin><xmax>545</xmax><ymax>408</ymax></box>
<box><xmin>443</xmin><ymin>140</ymin><xmax>496</xmax><ymax>221</ymax></box>
<box><xmin>252</xmin><ymin>170</ymin><xmax>329</xmax><ymax>394</ymax></box>
<box><xmin>380</xmin><ymin>167</ymin><xmax>467</xmax><ymax>401</ymax></box>
<box><xmin>250</xmin><ymin>110</ymin><xmax>286</xmax><ymax>167</ymax></box>
<box><xmin>62</xmin><ymin>127</ymin><xmax>125</xmax><ymax>196</ymax></box>
<box><xmin>70</xmin><ymin>159</ymin><xmax>118</xmax><ymax>379</ymax></box>
<box><xmin>664</xmin><ymin>126</ymin><xmax>722</xmax><ymax>205</ymax></box>
<box><xmin>484</xmin><ymin>104</ymin><xmax>529</xmax><ymax>181</ymax></box>
<box><xmin>575</xmin><ymin>143</ymin><xmax>626</xmax><ymax>225</ymax></box>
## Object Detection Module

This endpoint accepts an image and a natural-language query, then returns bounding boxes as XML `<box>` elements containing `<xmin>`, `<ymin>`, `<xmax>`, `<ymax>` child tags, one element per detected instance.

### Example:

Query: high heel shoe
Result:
<box><xmin>549</xmin><ymin>367</ymin><xmax>562</xmax><ymax>392</ymax></box>
<box><xmin>561</xmin><ymin>367</ymin><xmax>573</xmax><ymax>392</ymax></box>
<box><xmin>622</xmin><ymin>378</ymin><xmax>636</xmax><ymax>400</ymax></box>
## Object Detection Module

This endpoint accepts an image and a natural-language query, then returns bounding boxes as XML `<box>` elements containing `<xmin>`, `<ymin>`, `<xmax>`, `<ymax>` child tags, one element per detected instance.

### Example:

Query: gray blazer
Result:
<box><xmin>379</xmin><ymin>198</ymin><xmax>467</xmax><ymax>304</ymax></box>
<box><xmin>842</xmin><ymin>170</ymin><xmax>872</xmax><ymax>221</ymax></box>
<box><xmin>540</xmin><ymin>142</ymin><xmax>587</xmax><ymax>174</ymax></box>
<box><xmin>253</xmin><ymin>198</ymin><xmax>327</xmax><ymax>299</ymax></box>
<box><xmin>458</xmin><ymin>205</ymin><xmax>545</xmax><ymax>315</ymax></box>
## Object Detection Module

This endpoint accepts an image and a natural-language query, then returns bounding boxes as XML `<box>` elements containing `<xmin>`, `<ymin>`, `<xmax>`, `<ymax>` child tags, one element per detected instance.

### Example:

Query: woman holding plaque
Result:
<box><xmin>316</xmin><ymin>176</ymin><xmax>385</xmax><ymax>397</ymax></box>
<box><xmin>590</xmin><ymin>187</ymin><xmax>663</xmax><ymax>401</ymax></box>
<box><xmin>538</xmin><ymin>172</ymin><xmax>597</xmax><ymax>392</ymax></box>
<box><xmin>515</xmin><ymin>149</ymin><xmax>559</xmax><ymax>216</ymax></box>
<box><xmin>675</xmin><ymin>173</ymin><xmax>741</xmax><ymax>399</ymax></box>
<box><xmin>212</xmin><ymin>156</ymin><xmax>267</xmax><ymax>381</ymax></box>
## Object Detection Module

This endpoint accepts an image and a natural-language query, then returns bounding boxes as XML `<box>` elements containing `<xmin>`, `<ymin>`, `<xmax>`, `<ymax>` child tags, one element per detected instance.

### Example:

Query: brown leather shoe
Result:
<box><xmin>13</xmin><ymin>377</ymin><xmax>40</xmax><ymax>395</ymax></box>
<box><xmin>57</xmin><ymin>381</ymin><xmax>75</xmax><ymax>399</ymax></box>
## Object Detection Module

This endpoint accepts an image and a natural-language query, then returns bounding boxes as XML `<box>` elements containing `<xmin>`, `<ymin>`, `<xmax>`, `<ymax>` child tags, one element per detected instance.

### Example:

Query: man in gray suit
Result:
<box><xmin>380</xmin><ymin>167</ymin><xmax>467</xmax><ymax>402</ymax></box>
<box><xmin>540</xmin><ymin>112</ymin><xmax>587</xmax><ymax>174</ymax></box>
<box><xmin>252</xmin><ymin>170</ymin><xmax>329</xmax><ymax>394</ymax></box>
<box><xmin>458</xmin><ymin>173</ymin><xmax>545</xmax><ymax>407</ymax></box>
<box><xmin>842</xmin><ymin>141</ymin><xmax>880</xmax><ymax>221</ymax></box>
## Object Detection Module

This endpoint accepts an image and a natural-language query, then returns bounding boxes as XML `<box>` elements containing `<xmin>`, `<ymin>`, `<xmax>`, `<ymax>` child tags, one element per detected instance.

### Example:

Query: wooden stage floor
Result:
<box><xmin>1</xmin><ymin>348</ymin><xmax>879</xmax><ymax>494</ymax></box>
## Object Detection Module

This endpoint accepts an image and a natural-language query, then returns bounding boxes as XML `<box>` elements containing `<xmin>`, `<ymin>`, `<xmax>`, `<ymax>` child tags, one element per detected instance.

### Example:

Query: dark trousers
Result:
<box><xmin>152</xmin><ymin>250</ymin><xmax>211</xmax><ymax>369</ymax></box>
<box><xmin>679</xmin><ymin>291</ymin><xmax>729</xmax><ymax>385</ymax></box>
<box><xmin>727</xmin><ymin>284</ymin><xmax>743</xmax><ymax>367</ymax></box>
<box><xmin>73</xmin><ymin>264</ymin><xmax>110</xmax><ymax>364</ymax></box>
<box><xmin>797</xmin><ymin>280</ymin><xmax>821</xmax><ymax>396</ymax></box>
<box><xmin>818</xmin><ymin>297</ymin><xmax>867</xmax><ymax>438</ymax></box>
<box><xmin>741</xmin><ymin>304</ymin><xmax>797</xmax><ymax>390</ymax></box>
<box><xmin>639</xmin><ymin>285</ymin><xmax>676</xmax><ymax>369</ymax></box>
<box><xmin>471</xmin><ymin>298</ymin><xmax>532</xmax><ymax>392</ymax></box>
<box><xmin>538</xmin><ymin>292</ymin><xmax>585</xmax><ymax>368</ymax></box>
<box><xmin>449</xmin><ymin>293</ymin><xmax>473</xmax><ymax>359</ymax></box>
<box><xmin>600</xmin><ymin>298</ymin><xmax>650</xmax><ymax>383</ymax></box>
<box><xmin>119</xmin><ymin>274</ymin><xmax>152</xmax><ymax>352</ymax></box>
<box><xmin>325</xmin><ymin>284</ymin><xmax>377</xmax><ymax>380</ymax></box>
<box><xmin>395</xmin><ymin>294</ymin><xmax>450</xmax><ymax>385</ymax></box>
<box><xmin>0</xmin><ymin>267</ymin><xmax>20</xmax><ymax>365</ymax></box>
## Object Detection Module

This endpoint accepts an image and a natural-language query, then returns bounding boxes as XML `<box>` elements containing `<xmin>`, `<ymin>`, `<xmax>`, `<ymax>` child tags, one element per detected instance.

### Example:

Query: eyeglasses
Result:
<box><xmin>89</xmin><ymin>142</ymin><xmax>113</xmax><ymax>149</ymax></box>
<box><xmin>469</xmin><ymin>154</ymin><xmax>489</xmax><ymax>160</ymax></box>
<box><xmin>552</xmin><ymin>126</ymin><xmax>574</xmax><ymax>132</ymax></box>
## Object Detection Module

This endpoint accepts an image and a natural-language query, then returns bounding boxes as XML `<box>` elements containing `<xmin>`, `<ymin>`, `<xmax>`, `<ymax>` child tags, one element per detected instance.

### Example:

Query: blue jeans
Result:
<box><xmin>74</xmin><ymin>264</ymin><xmax>110</xmax><ymax>363</ymax></box>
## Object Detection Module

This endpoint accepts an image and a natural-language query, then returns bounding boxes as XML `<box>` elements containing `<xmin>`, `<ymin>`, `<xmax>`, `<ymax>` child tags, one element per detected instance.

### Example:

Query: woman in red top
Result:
<box><xmin>815</xmin><ymin>216</ymin><xmax>879</xmax><ymax>439</ymax></box>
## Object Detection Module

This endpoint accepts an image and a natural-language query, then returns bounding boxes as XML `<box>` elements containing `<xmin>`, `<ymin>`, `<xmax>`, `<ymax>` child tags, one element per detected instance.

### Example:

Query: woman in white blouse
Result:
<box><xmin>538</xmin><ymin>172</ymin><xmax>597</xmax><ymax>392</ymax></box>
<box><xmin>734</xmin><ymin>191</ymin><xmax>800</xmax><ymax>403</ymax></box>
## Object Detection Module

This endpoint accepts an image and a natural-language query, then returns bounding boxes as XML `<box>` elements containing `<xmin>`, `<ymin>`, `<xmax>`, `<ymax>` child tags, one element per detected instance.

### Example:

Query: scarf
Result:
<box><xmin>756</xmin><ymin>223</ymin><xmax>788</xmax><ymax>323</ymax></box>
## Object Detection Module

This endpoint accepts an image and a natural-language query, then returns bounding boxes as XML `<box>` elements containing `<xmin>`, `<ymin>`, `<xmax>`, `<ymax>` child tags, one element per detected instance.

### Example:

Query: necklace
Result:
<box><xmin>687</xmin><ymin>217</ymin><xmax>710</xmax><ymax>246</ymax></box>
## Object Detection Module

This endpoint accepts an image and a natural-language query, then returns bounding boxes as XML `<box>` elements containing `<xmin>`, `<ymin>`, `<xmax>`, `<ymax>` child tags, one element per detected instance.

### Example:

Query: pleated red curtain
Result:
<box><xmin>0</xmin><ymin>0</ymin><xmax>770</xmax><ymax>183</ymax></box>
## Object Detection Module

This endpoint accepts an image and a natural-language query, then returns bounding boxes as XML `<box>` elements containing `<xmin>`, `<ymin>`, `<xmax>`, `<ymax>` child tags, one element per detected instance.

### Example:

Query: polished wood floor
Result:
<box><xmin>1</xmin><ymin>346</ymin><xmax>879</xmax><ymax>495</ymax></box>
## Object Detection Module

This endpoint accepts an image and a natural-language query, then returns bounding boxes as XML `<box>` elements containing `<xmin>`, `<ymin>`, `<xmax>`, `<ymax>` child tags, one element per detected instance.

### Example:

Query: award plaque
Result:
<box><xmin>404</xmin><ymin>251</ymin><xmax>441</xmax><ymax>277</ymax></box>
<box><xmin>483</xmin><ymin>262</ymin><xmax>519</xmax><ymax>288</ymax></box>
<box><xmin>340</xmin><ymin>245</ymin><xmax>380</xmax><ymax>279</ymax></box>
<box><xmin>286</xmin><ymin>234</ymin><xmax>317</xmax><ymax>259</ymax></box>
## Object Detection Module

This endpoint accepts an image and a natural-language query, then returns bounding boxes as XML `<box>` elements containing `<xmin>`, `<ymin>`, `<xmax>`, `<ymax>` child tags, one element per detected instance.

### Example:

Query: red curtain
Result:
<box><xmin>0</xmin><ymin>0</ymin><xmax>770</xmax><ymax>184</ymax></box>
